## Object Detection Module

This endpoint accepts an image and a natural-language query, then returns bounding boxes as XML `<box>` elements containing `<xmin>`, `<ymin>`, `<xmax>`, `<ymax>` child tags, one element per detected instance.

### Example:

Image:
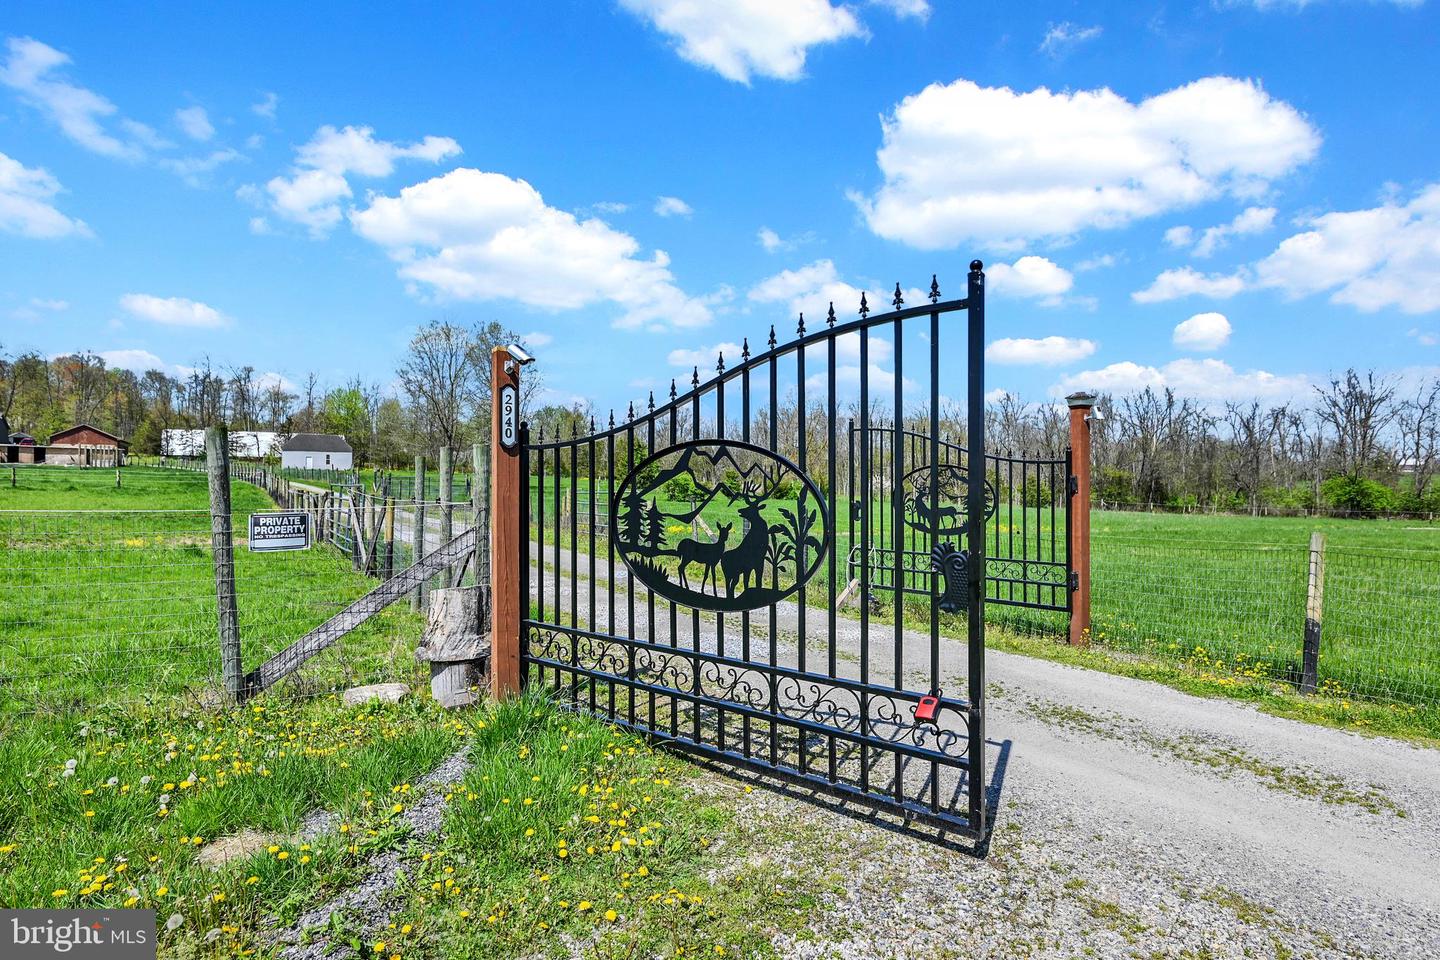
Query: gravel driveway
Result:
<box><xmin>526</xmin><ymin>544</ymin><xmax>1440</xmax><ymax>958</ymax></box>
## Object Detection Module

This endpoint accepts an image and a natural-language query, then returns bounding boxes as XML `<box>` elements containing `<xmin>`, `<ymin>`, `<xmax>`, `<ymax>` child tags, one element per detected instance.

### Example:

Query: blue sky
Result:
<box><xmin>2</xmin><ymin>0</ymin><xmax>1437</xmax><ymax>416</ymax></box>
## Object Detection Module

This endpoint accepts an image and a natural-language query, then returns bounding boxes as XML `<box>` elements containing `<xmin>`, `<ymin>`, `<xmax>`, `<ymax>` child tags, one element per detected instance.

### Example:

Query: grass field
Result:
<box><xmin>0</xmin><ymin>465</ymin><xmax>424</xmax><ymax>715</ymax></box>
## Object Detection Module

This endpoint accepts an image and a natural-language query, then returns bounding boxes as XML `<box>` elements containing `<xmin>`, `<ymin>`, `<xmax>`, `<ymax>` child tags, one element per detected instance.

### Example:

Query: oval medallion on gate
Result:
<box><xmin>612</xmin><ymin>439</ymin><xmax>830</xmax><ymax>613</ymax></box>
<box><xmin>901</xmin><ymin>463</ymin><xmax>997</xmax><ymax>537</ymax></box>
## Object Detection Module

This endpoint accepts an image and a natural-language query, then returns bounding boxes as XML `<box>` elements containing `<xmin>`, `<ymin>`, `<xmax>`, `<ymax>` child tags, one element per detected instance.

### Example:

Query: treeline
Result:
<box><xmin>6</xmin><ymin>325</ymin><xmax>1436</xmax><ymax>517</ymax></box>
<box><xmin>986</xmin><ymin>370</ymin><xmax>1439</xmax><ymax>517</ymax></box>
<box><xmin>0</xmin><ymin>320</ymin><xmax>542</xmax><ymax>467</ymax></box>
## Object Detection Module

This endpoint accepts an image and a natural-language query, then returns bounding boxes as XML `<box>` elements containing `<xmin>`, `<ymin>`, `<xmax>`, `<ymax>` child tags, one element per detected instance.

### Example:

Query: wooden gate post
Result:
<box><xmin>1066</xmin><ymin>392</ymin><xmax>1096</xmax><ymax>646</ymax></box>
<box><xmin>204</xmin><ymin>426</ymin><xmax>244</xmax><ymax>701</ymax></box>
<box><xmin>490</xmin><ymin>348</ymin><xmax>523</xmax><ymax>698</ymax></box>
<box><xmin>412</xmin><ymin>454</ymin><xmax>426</xmax><ymax>611</ymax></box>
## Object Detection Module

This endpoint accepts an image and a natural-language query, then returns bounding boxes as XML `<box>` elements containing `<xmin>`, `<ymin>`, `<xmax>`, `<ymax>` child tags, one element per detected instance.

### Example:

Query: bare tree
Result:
<box><xmin>1314</xmin><ymin>369</ymin><xmax>1397</xmax><ymax>478</ymax></box>
<box><xmin>1398</xmin><ymin>378</ymin><xmax>1440</xmax><ymax>501</ymax></box>
<box><xmin>399</xmin><ymin>320</ymin><xmax>480</xmax><ymax>450</ymax></box>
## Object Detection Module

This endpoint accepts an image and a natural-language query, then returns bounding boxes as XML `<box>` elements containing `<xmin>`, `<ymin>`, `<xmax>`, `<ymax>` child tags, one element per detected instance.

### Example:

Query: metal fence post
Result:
<box><xmin>491</xmin><ymin>349</ymin><xmax>522</xmax><ymax>698</ymax></box>
<box><xmin>1066</xmin><ymin>392</ymin><xmax>1096</xmax><ymax>645</ymax></box>
<box><xmin>412</xmin><ymin>454</ymin><xmax>427</xmax><ymax>611</ymax></box>
<box><xmin>205</xmin><ymin>426</ymin><xmax>244</xmax><ymax>702</ymax></box>
<box><xmin>1301</xmin><ymin>531</ymin><xmax>1326</xmax><ymax>694</ymax></box>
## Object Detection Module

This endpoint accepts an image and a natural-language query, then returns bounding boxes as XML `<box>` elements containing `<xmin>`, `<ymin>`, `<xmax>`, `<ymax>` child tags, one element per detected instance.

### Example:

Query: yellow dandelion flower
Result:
<box><xmin>604</xmin><ymin>909</ymin><xmax>618</xmax><ymax>922</ymax></box>
<box><xmin>577</xmin><ymin>901</ymin><xmax>592</xmax><ymax>911</ymax></box>
<box><xmin>156</xmin><ymin>887</ymin><xmax>168</xmax><ymax>896</ymax></box>
<box><xmin>52</xmin><ymin>889</ymin><xmax>68</xmax><ymax>898</ymax></box>
<box><xmin>276</xmin><ymin>851</ymin><xmax>289</xmax><ymax>860</ymax></box>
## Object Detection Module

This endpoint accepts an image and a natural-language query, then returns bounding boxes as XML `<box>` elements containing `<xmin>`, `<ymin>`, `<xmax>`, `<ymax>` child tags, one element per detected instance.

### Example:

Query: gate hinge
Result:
<box><xmin>1067</xmin><ymin>475</ymin><xmax>1079</xmax><ymax>497</ymax></box>
<box><xmin>1068</xmin><ymin>571</ymin><xmax>1080</xmax><ymax>592</ymax></box>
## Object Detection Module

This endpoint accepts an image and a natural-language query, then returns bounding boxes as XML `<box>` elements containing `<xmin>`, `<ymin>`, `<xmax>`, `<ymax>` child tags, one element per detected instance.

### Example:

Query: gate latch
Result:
<box><xmin>914</xmin><ymin>690</ymin><xmax>942</xmax><ymax>724</ymax></box>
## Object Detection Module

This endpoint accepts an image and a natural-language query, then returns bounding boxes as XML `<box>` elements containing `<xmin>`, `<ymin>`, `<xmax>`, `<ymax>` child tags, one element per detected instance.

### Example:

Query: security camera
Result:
<box><xmin>1087</xmin><ymin>407</ymin><xmax>1105</xmax><ymax>424</ymax></box>
<box><xmin>507</xmin><ymin>344</ymin><xmax>537</xmax><ymax>365</ymax></box>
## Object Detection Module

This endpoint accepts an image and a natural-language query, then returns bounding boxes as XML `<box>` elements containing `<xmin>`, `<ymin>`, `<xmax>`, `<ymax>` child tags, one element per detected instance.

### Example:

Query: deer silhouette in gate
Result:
<box><xmin>676</xmin><ymin>523</ymin><xmax>731</xmax><ymax>595</ymax></box>
<box><xmin>909</xmin><ymin>473</ymin><xmax>965</xmax><ymax>531</ymax></box>
<box><xmin>722</xmin><ymin>476</ymin><xmax>778</xmax><ymax>599</ymax></box>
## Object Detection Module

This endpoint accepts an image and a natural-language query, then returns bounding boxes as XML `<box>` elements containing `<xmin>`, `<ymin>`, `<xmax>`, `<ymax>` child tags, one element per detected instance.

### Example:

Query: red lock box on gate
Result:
<box><xmin>914</xmin><ymin>691</ymin><xmax>942</xmax><ymax>724</ymax></box>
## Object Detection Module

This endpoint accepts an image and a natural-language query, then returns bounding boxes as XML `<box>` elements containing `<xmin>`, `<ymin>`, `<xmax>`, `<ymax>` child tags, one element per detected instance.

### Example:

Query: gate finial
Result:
<box><xmin>627</xmin><ymin>400</ymin><xmax>635</xmax><ymax>422</ymax></box>
<box><xmin>826</xmin><ymin>301</ymin><xmax>836</xmax><ymax>326</ymax></box>
<box><xmin>768</xmin><ymin>325</ymin><xmax>777</xmax><ymax>350</ymax></box>
<box><xmin>717</xmin><ymin>351</ymin><xmax>725</xmax><ymax>375</ymax></box>
<box><xmin>692</xmin><ymin>366</ymin><xmax>700</xmax><ymax>389</ymax></box>
<box><xmin>590</xmin><ymin>414</ymin><xmax>596</xmax><ymax>432</ymax></box>
<box><xmin>670</xmin><ymin>378</ymin><xmax>678</xmax><ymax>401</ymax></box>
<box><xmin>742</xmin><ymin>337</ymin><xmax>750</xmax><ymax>361</ymax></box>
<box><xmin>892</xmin><ymin>283</ymin><xmax>904</xmax><ymax>309</ymax></box>
<box><xmin>859</xmin><ymin>291</ymin><xmax>869</xmax><ymax>319</ymax></box>
<box><xmin>608</xmin><ymin>409</ymin><xmax>615</xmax><ymax>429</ymax></box>
<box><xmin>929</xmin><ymin>274</ymin><xmax>941</xmax><ymax>303</ymax></box>
<box><xmin>797</xmin><ymin>312</ymin><xmax>805</xmax><ymax>336</ymax></box>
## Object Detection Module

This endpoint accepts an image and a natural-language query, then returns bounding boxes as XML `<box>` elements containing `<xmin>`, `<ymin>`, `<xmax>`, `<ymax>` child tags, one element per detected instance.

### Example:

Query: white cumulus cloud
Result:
<box><xmin>854</xmin><ymin>76</ymin><xmax>1319</xmax><ymax>249</ymax></box>
<box><xmin>350</xmin><ymin>168</ymin><xmax>712</xmax><ymax>330</ymax></box>
<box><xmin>0</xmin><ymin>37</ymin><xmax>149</xmax><ymax>160</ymax></box>
<box><xmin>1167</xmin><ymin>205</ymin><xmax>1276</xmax><ymax>258</ymax></box>
<box><xmin>1253</xmin><ymin>183</ymin><xmax>1440</xmax><ymax>315</ymax></box>
<box><xmin>1172</xmin><ymin>312</ymin><xmax>1232</xmax><ymax>351</ymax></box>
<box><xmin>1132</xmin><ymin>267</ymin><xmax>1248</xmax><ymax>303</ymax></box>
<box><xmin>0</xmin><ymin>151</ymin><xmax>92</xmax><ymax>238</ymax></box>
<box><xmin>519</xmin><ymin>330</ymin><xmax>555</xmax><ymax>348</ymax></box>
<box><xmin>654</xmin><ymin>195</ymin><xmax>693</xmax><ymax>218</ymax></box>
<box><xmin>175</xmin><ymin>105</ymin><xmax>214</xmax><ymax>142</ymax></box>
<box><xmin>118</xmin><ymin>293</ymin><xmax>229</xmax><ymax>329</ymax></box>
<box><xmin>265</xmin><ymin>125</ymin><xmax>462</xmax><ymax>236</ymax></box>
<box><xmin>1039</xmin><ymin>22</ymin><xmax>1102</xmax><ymax>57</ymax></box>
<box><xmin>869</xmin><ymin>0</ymin><xmax>930</xmax><ymax>20</ymax></box>
<box><xmin>1054</xmin><ymin>357</ymin><xmax>1308</xmax><ymax>402</ymax></box>
<box><xmin>987</xmin><ymin>336</ymin><xmax>1097</xmax><ymax>366</ymax></box>
<box><xmin>747</xmin><ymin>259</ymin><xmax>925</xmax><ymax>323</ymax></box>
<box><xmin>986</xmin><ymin>256</ymin><xmax>1074</xmax><ymax>305</ymax></box>
<box><xmin>618</xmin><ymin>0</ymin><xmax>866</xmax><ymax>84</ymax></box>
<box><xmin>667</xmin><ymin>341</ymin><xmax>744</xmax><ymax>369</ymax></box>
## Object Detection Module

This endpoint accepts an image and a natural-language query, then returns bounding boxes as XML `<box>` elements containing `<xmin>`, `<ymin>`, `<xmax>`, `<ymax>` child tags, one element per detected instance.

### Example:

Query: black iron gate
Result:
<box><xmin>847</xmin><ymin>426</ymin><xmax>1073</xmax><ymax>614</ymax></box>
<box><xmin>520</xmin><ymin>262</ymin><xmax>991</xmax><ymax>838</ymax></box>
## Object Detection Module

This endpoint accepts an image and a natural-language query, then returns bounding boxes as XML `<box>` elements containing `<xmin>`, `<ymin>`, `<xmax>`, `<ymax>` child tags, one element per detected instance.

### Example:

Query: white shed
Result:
<box><xmin>280</xmin><ymin>433</ymin><xmax>353</xmax><ymax>470</ymax></box>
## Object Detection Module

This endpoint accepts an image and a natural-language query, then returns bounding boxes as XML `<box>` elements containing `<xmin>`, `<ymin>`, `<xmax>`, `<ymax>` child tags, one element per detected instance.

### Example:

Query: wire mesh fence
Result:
<box><xmin>1089</xmin><ymin>536</ymin><xmax>1440</xmax><ymax>706</ymax></box>
<box><xmin>0</xmin><ymin>463</ymin><xmax>487</xmax><ymax>716</ymax></box>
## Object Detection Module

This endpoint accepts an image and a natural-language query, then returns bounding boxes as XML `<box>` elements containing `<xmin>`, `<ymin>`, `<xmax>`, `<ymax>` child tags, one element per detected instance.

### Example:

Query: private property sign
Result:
<box><xmin>248</xmin><ymin>511</ymin><xmax>311</xmax><ymax>552</ymax></box>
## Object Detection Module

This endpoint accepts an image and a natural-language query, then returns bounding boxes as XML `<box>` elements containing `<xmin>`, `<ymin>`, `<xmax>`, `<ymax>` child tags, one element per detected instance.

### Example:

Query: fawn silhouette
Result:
<box><xmin>676</xmin><ymin>523</ymin><xmax>731</xmax><ymax>594</ymax></box>
<box><xmin>722</xmin><ymin>502</ymin><xmax>770</xmax><ymax>598</ymax></box>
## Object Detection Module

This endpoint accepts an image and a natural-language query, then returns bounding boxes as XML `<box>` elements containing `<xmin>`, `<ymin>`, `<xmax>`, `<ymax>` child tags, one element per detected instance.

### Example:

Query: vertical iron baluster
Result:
<box><xmin>859</xmin><ymin>323</ymin><xmax>871</xmax><ymax>796</ymax></box>
<box><xmin>570</xmin><ymin>437</ymin><xmax>579</xmax><ymax>703</ymax></box>
<box><xmin>669</xmin><ymin>386</ymin><xmax>679</xmax><ymax>739</ymax></box>
<box><xmin>892</xmin><ymin>319</ymin><xmax>905</xmax><ymax>804</ymax></box>
<box><xmin>794</xmin><ymin>316</ymin><xmax>808</xmax><ymax>776</ymax></box>
<box><xmin>647</xmin><ymin>395</ymin><xmax>657</xmax><ymax>737</ymax></box>
<box><xmin>768</xmin><ymin>335</ymin><xmax>779</xmax><ymax>768</ymax></box>
<box><xmin>1008</xmin><ymin>456</ymin><xmax>1015</xmax><ymax>606</ymax></box>
<box><xmin>624</xmin><ymin>415</ymin><xmax>635</xmax><ymax>724</ymax></box>
<box><xmin>826</xmin><ymin>327</ymin><xmax>838</xmax><ymax>784</ymax></box>
<box><xmin>966</xmin><ymin>260</ymin><xmax>988</xmax><ymax>836</ymax></box>
<box><xmin>715</xmin><ymin>355</ymin><xmax>727</xmax><ymax>755</ymax></box>
<box><xmin>537</xmin><ymin>429</ymin><xmax>546</xmax><ymax>625</ymax></box>
<box><xmin>928</xmin><ymin>301</ymin><xmax>941</xmax><ymax>813</ymax></box>
<box><xmin>520</xmin><ymin>425</ymin><xmax>531</xmax><ymax>685</ymax></box>
<box><xmin>691</xmin><ymin>370</ymin><xmax>702</xmax><ymax>746</ymax></box>
<box><xmin>588</xmin><ymin>430</ymin><xmax>596</xmax><ymax>653</ymax></box>
<box><xmin>741</xmin><ymin>340</ymin><xmax>753</xmax><ymax>760</ymax></box>
<box><xmin>606</xmin><ymin>417</ymin><xmax>615</xmax><ymax>643</ymax></box>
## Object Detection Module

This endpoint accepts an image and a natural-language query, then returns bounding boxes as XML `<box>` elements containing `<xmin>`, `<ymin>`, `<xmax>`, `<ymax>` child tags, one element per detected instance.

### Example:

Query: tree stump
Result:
<box><xmin>415</xmin><ymin>585</ymin><xmax>491</xmax><ymax>708</ymax></box>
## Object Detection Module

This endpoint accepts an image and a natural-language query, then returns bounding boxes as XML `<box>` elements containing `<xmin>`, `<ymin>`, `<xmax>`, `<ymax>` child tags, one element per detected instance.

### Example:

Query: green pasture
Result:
<box><xmin>0</xmin><ymin>465</ymin><xmax>424</xmax><ymax>714</ymax></box>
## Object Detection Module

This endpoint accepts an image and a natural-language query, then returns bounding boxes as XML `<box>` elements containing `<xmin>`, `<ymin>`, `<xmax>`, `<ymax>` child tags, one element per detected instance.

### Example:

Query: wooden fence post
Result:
<box><xmin>1066</xmin><ymin>392</ymin><xmax>1096</xmax><ymax>646</ymax></box>
<box><xmin>491</xmin><ymin>349</ymin><xmax>522</xmax><ymax>698</ymax></box>
<box><xmin>205</xmin><ymin>426</ymin><xmax>244</xmax><ymax>702</ymax></box>
<box><xmin>474</xmin><ymin>441</ymin><xmax>490</xmax><ymax>584</ymax></box>
<box><xmin>1301</xmin><ymin>531</ymin><xmax>1326</xmax><ymax>694</ymax></box>
<box><xmin>412</xmin><ymin>454</ymin><xmax>427</xmax><ymax>611</ymax></box>
<box><xmin>440</xmin><ymin>446</ymin><xmax>454</xmax><ymax>586</ymax></box>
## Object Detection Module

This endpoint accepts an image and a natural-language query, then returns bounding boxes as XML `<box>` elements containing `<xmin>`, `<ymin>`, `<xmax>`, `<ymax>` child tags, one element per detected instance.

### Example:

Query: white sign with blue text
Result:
<box><xmin>248</xmin><ymin>511</ymin><xmax>311</xmax><ymax>552</ymax></box>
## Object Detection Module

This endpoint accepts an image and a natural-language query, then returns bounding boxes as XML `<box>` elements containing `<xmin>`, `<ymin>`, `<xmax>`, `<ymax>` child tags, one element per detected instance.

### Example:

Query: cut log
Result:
<box><xmin>416</xmin><ymin>584</ymin><xmax>491</xmax><ymax>709</ymax></box>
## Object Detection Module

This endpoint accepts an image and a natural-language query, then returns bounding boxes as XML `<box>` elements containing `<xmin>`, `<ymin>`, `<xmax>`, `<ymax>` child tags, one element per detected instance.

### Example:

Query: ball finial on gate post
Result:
<box><xmin>970</xmin><ymin>259</ymin><xmax>984</xmax><ymax>273</ymax></box>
